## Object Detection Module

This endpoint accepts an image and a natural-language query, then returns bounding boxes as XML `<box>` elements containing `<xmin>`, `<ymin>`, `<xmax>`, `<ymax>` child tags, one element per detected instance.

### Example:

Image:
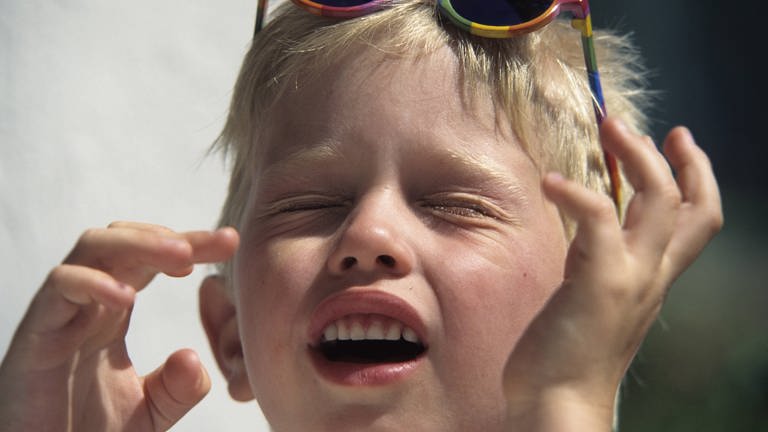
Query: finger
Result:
<box><xmin>143</xmin><ymin>349</ymin><xmax>211</xmax><ymax>431</ymax></box>
<box><xmin>106</xmin><ymin>222</ymin><xmax>201</xmax><ymax>278</ymax></box>
<box><xmin>65</xmin><ymin>227</ymin><xmax>195</xmax><ymax>285</ymax></box>
<box><xmin>663</xmin><ymin>127</ymin><xmax>722</xmax><ymax>212</ymax></box>
<box><xmin>107</xmin><ymin>221</ymin><xmax>173</xmax><ymax>231</ymax></box>
<box><xmin>107</xmin><ymin>221</ymin><xmax>177</xmax><ymax>234</ymax></box>
<box><xmin>661</xmin><ymin>127</ymin><xmax>723</xmax><ymax>269</ymax></box>
<box><xmin>542</xmin><ymin>172</ymin><xmax>622</xmax><ymax>273</ymax></box>
<box><xmin>28</xmin><ymin>265</ymin><xmax>135</xmax><ymax>331</ymax></box>
<box><xmin>601</xmin><ymin>118</ymin><xmax>681</xmax><ymax>255</ymax></box>
<box><xmin>182</xmin><ymin>227</ymin><xmax>240</xmax><ymax>264</ymax></box>
<box><xmin>106</xmin><ymin>224</ymin><xmax>239</xmax><ymax>265</ymax></box>
<box><xmin>7</xmin><ymin>265</ymin><xmax>134</xmax><ymax>370</ymax></box>
<box><xmin>601</xmin><ymin>118</ymin><xmax>672</xmax><ymax>190</ymax></box>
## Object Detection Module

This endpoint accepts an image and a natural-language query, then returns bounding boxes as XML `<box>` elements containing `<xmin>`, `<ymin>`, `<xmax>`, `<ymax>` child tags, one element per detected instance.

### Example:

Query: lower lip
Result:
<box><xmin>308</xmin><ymin>348</ymin><xmax>423</xmax><ymax>386</ymax></box>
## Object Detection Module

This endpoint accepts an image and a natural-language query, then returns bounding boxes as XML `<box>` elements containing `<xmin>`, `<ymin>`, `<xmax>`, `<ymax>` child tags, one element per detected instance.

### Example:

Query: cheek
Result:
<box><xmin>440</xmin><ymin>238</ymin><xmax>563</xmax><ymax>346</ymax></box>
<box><xmin>424</xmin><ymin>236</ymin><xmax>564</xmax><ymax>411</ymax></box>
<box><xmin>435</xmin><ymin>217</ymin><xmax>567</xmax><ymax>365</ymax></box>
<box><xmin>235</xmin><ymin>236</ymin><xmax>324</xmax><ymax>313</ymax></box>
<box><xmin>232</xmin><ymin>237</ymin><xmax>326</xmax><ymax>387</ymax></box>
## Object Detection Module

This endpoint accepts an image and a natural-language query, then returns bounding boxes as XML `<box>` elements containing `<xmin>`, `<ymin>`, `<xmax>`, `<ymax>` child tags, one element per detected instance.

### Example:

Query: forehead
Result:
<box><xmin>256</xmin><ymin>44</ymin><xmax>531</xmax><ymax>178</ymax></box>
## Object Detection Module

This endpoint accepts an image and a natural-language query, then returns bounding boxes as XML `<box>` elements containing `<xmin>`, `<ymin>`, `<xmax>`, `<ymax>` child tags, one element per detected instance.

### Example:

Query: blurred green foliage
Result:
<box><xmin>619</xmin><ymin>190</ymin><xmax>768</xmax><ymax>432</ymax></box>
<box><xmin>583</xmin><ymin>2</ymin><xmax>766</xmax><ymax>428</ymax></box>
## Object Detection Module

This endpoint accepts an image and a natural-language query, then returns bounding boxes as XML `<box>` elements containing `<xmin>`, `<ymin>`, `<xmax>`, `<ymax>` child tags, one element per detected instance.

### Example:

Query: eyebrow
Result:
<box><xmin>257</xmin><ymin>140</ymin><xmax>531</xmax><ymax>204</ymax></box>
<box><xmin>434</xmin><ymin>148</ymin><xmax>531</xmax><ymax>204</ymax></box>
<box><xmin>258</xmin><ymin>139</ymin><xmax>345</xmax><ymax>180</ymax></box>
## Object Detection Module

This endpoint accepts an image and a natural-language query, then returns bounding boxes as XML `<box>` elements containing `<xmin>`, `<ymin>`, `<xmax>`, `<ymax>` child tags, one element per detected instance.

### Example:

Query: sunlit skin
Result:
<box><xmin>212</xmin><ymin>46</ymin><xmax>569</xmax><ymax>431</ymax></box>
<box><xmin>0</xmin><ymin>27</ymin><xmax>722</xmax><ymax>432</ymax></box>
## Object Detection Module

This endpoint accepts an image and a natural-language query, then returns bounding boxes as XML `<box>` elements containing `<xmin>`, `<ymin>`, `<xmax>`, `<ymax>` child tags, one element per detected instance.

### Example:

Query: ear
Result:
<box><xmin>199</xmin><ymin>275</ymin><xmax>254</xmax><ymax>401</ymax></box>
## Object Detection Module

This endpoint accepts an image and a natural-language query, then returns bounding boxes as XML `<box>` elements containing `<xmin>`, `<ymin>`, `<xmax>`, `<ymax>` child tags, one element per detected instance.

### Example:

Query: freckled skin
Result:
<box><xmin>231</xmin><ymin>46</ymin><xmax>568</xmax><ymax>431</ymax></box>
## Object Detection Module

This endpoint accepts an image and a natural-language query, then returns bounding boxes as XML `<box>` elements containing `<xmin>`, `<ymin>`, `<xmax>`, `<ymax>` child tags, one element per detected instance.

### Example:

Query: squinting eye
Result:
<box><xmin>271</xmin><ymin>196</ymin><xmax>349</xmax><ymax>214</ymax></box>
<box><xmin>431</xmin><ymin>203</ymin><xmax>491</xmax><ymax>218</ymax></box>
<box><xmin>421</xmin><ymin>194</ymin><xmax>501</xmax><ymax>221</ymax></box>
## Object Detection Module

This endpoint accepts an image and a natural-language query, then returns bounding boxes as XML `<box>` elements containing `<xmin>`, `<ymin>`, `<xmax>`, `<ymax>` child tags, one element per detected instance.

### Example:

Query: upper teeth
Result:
<box><xmin>322</xmin><ymin>314</ymin><xmax>420</xmax><ymax>343</ymax></box>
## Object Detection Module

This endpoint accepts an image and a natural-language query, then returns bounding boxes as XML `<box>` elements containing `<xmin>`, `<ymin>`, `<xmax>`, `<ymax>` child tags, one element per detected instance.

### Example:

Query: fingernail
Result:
<box><xmin>680</xmin><ymin>126</ymin><xmax>695</xmax><ymax>142</ymax></box>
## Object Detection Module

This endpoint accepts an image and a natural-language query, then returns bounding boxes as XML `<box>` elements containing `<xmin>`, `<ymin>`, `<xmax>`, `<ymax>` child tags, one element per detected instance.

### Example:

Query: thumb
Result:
<box><xmin>143</xmin><ymin>349</ymin><xmax>211</xmax><ymax>431</ymax></box>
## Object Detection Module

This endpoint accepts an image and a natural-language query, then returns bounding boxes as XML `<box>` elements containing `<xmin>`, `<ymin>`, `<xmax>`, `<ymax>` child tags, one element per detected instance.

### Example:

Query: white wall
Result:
<box><xmin>0</xmin><ymin>1</ymin><xmax>280</xmax><ymax>430</ymax></box>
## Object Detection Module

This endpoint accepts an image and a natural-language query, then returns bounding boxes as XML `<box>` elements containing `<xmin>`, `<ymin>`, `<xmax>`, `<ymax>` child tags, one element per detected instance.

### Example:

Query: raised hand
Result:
<box><xmin>0</xmin><ymin>222</ymin><xmax>239</xmax><ymax>431</ymax></box>
<box><xmin>503</xmin><ymin>118</ymin><xmax>723</xmax><ymax>431</ymax></box>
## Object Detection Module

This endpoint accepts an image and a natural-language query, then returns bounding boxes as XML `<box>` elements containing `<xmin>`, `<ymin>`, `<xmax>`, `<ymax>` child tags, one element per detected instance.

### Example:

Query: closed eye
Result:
<box><xmin>269</xmin><ymin>195</ymin><xmax>351</xmax><ymax>214</ymax></box>
<box><xmin>429</xmin><ymin>203</ymin><xmax>493</xmax><ymax>219</ymax></box>
<box><xmin>419</xmin><ymin>193</ymin><xmax>510</xmax><ymax>222</ymax></box>
<box><xmin>419</xmin><ymin>192</ymin><xmax>516</xmax><ymax>225</ymax></box>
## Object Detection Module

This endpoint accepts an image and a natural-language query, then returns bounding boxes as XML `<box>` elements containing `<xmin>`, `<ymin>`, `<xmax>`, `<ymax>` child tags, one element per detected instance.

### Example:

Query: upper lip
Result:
<box><xmin>307</xmin><ymin>289</ymin><xmax>428</xmax><ymax>348</ymax></box>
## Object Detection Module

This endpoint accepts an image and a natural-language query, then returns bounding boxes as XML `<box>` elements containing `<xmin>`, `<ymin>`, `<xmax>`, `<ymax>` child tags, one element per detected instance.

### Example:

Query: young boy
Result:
<box><xmin>0</xmin><ymin>1</ymin><xmax>722</xmax><ymax>431</ymax></box>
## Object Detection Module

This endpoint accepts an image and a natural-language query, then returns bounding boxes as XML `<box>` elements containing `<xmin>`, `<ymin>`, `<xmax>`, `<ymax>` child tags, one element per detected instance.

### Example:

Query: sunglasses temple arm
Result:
<box><xmin>254</xmin><ymin>0</ymin><xmax>268</xmax><ymax>36</ymax></box>
<box><xmin>573</xmin><ymin>14</ymin><xmax>623</xmax><ymax>216</ymax></box>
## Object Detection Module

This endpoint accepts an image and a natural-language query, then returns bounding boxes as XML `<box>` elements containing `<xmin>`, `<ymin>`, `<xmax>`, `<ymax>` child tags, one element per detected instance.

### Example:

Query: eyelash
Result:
<box><xmin>268</xmin><ymin>194</ymin><xmax>502</xmax><ymax>222</ymax></box>
<box><xmin>421</xmin><ymin>196</ymin><xmax>499</xmax><ymax>220</ymax></box>
<box><xmin>271</xmin><ymin>197</ymin><xmax>348</xmax><ymax>214</ymax></box>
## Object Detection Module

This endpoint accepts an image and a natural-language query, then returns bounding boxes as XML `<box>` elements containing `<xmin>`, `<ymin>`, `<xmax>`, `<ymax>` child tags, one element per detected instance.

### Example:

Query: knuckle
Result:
<box><xmin>602</xmin><ymin>276</ymin><xmax>641</xmax><ymax>305</ymax></box>
<box><xmin>704</xmin><ymin>206</ymin><xmax>724</xmax><ymax>236</ymax></box>
<box><xmin>47</xmin><ymin>265</ymin><xmax>66</xmax><ymax>283</ymax></box>
<box><xmin>78</xmin><ymin>227</ymin><xmax>103</xmax><ymax>245</ymax></box>
<box><xmin>66</xmin><ymin>228</ymin><xmax>104</xmax><ymax>263</ymax></box>
<box><xmin>591</xmin><ymin>195</ymin><xmax>617</xmax><ymax>221</ymax></box>
<box><xmin>642</xmin><ymin>135</ymin><xmax>656</xmax><ymax>148</ymax></box>
<box><xmin>658</xmin><ymin>181</ymin><xmax>682</xmax><ymax>209</ymax></box>
<box><xmin>611</xmin><ymin>274</ymin><xmax>658</xmax><ymax>307</ymax></box>
<box><xmin>46</xmin><ymin>265</ymin><xmax>72</xmax><ymax>289</ymax></box>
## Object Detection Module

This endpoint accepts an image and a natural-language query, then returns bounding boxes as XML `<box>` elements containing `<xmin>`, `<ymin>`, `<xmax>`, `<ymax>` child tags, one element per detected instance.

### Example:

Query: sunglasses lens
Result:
<box><xmin>293</xmin><ymin>0</ymin><xmax>388</xmax><ymax>17</ymax></box>
<box><xmin>448</xmin><ymin>0</ymin><xmax>554</xmax><ymax>26</ymax></box>
<box><xmin>312</xmin><ymin>0</ymin><xmax>378</xmax><ymax>6</ymax></box>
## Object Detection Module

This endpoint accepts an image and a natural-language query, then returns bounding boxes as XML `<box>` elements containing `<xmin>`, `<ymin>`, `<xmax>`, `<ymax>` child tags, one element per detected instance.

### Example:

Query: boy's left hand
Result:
<box><xmin>0</xmin><ymin>223</ymin><xmax>239</xmax><ymax>432</ymax></box>
<box><xmin>503</xmin><ymin>118</ymin><xmax>723</xmax><ymax>431</ymax></box>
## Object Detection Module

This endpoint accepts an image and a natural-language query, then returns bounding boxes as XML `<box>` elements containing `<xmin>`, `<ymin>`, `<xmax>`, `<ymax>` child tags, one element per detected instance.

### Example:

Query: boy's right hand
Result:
<box><xmin>502</xmin><ymin>119</ymin><xmax>722</xmax><ymax>431</ymax></box>
<box><xmin>0</xmin><ymin>222</ymin><xmax>239</xmax><ymax>432</ymax></box>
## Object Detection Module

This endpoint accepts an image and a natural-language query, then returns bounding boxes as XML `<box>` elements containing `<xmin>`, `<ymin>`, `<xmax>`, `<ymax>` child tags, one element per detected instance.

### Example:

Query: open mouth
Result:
<box><xmin>314</xmin><ymin>314</ymin><xmax>427</xmax><ymax>364</ymax></box>
<box><xmin>319</xmin><ymin>340</ymin><xmax>426</xmax><ymax>363</ymax></box>
<box><xmin>307</xmin><ymin>292</ymin><xmax>429</xmax><ymax>385</ymax></box>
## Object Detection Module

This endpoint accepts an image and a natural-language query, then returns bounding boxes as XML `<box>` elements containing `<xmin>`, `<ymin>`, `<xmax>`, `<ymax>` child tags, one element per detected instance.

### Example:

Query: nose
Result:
<box><xmin>326</xmin><ymin>194</ymin><xmax>415</xmax><ymax>277</ymax></box>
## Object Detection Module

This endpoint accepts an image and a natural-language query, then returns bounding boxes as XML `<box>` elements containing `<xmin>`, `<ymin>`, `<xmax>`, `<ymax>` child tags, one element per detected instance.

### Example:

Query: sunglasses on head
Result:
<box><xmin>252</xmin><ymin>0</ymin><xmax>622</xmax><ymax>211</ymax></box>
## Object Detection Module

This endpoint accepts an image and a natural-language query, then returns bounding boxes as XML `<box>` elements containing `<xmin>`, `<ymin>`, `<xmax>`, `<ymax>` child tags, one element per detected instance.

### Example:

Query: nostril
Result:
<box><xmin>377</xmin><ymin>255</ymin><xmax>396</xmax><ymax>268</ymax></box>
<box><xmin>341</xmin><ymin>257</ymin><xmax>357</xmax><ymax>270</ymax></box>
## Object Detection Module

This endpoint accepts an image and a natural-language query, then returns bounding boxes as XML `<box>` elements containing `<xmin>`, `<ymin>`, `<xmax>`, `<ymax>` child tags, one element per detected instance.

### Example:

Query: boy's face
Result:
<box><xmin>225</xmin><ymin>46</ymin><xmax>568</xmax><ymax>431</ymax></box>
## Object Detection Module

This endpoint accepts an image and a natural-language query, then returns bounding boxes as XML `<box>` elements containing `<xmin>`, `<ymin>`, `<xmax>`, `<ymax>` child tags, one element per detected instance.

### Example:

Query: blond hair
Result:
<box><xmin>214</xmin><ymin>0</ymin><xmax>650</xmax><ymax>239</ymax></box>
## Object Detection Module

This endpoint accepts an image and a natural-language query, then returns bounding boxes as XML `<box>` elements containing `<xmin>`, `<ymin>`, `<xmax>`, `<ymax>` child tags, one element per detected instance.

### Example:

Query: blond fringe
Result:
<box><xmin>213</xmin><ymin>0</ymin><xmax>651</xmax><ymax>275</ymax></box>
